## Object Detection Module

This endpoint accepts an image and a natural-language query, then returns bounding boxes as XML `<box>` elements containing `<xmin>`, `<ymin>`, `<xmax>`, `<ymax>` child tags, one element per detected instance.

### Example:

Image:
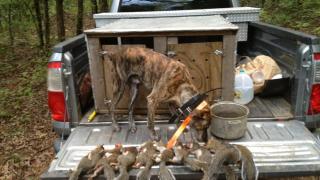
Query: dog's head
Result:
<box><xmin>190</xmin><ymin>104</ymin><xmax>211</xmax><ymax>142</ymax></box>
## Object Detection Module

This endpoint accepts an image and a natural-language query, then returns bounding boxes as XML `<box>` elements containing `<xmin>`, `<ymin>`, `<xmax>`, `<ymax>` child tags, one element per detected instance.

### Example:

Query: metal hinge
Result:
<box><xmin>99</xmin><ymin>51</ymin><xmax>109</xmax><ymax>56</ymax></box>
<box><xmin>63</xmin><ymin>69</ymin><xmax>71</xmax><ymax>76</ymax></box>
<box><xmin>167</xmin><ymin>51</ymin><xmax>176</xmax><ymax>58</ymax></box>
<box><xmin>104</xmin><ymin>98</ymin><xmax>111</xmax><ymax>104</ymax></box>
<box><xmin>302</xmin><ymin>61</ymin><xmax>311</xmax><ymax>68</ymax></box>
<box><xmin>213</xmin><ymin>49</ymin><xmax>223</xmax><ymax>56</ymax></box>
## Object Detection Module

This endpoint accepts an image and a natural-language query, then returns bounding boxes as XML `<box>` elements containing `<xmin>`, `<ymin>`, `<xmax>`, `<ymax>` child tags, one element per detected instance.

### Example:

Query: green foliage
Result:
<box><xmin>241</xmin><ymin>0</ymin><xmax>320</xmax><ymax>36</ymax></box>
<box><xmin>0</xmin><ymin>0</ymin><xmax>37</xmax><ymax>45</ymax></box>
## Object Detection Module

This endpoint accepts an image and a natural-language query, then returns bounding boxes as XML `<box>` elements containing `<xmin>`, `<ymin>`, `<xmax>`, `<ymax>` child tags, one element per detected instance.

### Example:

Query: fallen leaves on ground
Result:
<box><xmin>0</xmin><ymin>44</ymin><xmax>57</xmax><ymax>179</ymax></box>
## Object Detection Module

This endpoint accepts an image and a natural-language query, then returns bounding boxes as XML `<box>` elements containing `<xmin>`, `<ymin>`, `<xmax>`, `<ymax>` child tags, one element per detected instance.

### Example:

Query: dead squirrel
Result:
<box><xmin>189</xmin><ymin>142</ymin><xmax>213</xmax><ymax>180</ymax></box>
<box><xmin>135</xmin><ymin>141</ymin><xmax>157</xmax><ymax>180</ymax></box>
<box><xmin>170</xmin><ymin>142</ymin><xmax>206</xmax><ymax>172</ymax></box>
<box><xmin>235</xmin><ymin>144</ymin><xmax>258</xmax><ymax>180</ymax></box>
<box><xmin>153</xmin><ymin>141</ymin><xmax>176</xmax><ymax>180</ymax></box>
<box><xmin>88</xmin><ymin>144</ymin><xmax>122</xmax><ymax>180</ymax></box>
<box><xmin>206</xmin><ymin>138</ymin><xmax>258</xmax><ymax>180</ymax></box>
<box><xmin>69</xmin><ymin>145</ymin><xmax>105</xmax><ymax>180</ymax></box>
<box><xmin>114</xmin><ymin>146</ymin><xmax>138</xmax><ymax>180</ymax></box>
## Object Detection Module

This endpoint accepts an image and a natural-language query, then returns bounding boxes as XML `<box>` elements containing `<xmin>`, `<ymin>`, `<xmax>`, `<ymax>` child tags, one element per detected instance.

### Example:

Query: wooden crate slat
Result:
<box><xmin>87</xmin><ymin>37</ymin><xmax>106</xmax><ymax>112</ymax></box>
<box><xmin>222</xmin><ymin>35</ymin><xmax>237</xmax><ymax>101</ymax></box>
<box><xmin>167</xmin><ymin>42</ymin><xmax>223</xmax><ymax>104</ymax></box>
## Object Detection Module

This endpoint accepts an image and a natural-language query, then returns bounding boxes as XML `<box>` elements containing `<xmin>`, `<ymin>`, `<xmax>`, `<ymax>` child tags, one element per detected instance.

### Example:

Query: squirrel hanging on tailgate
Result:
<box><xmin>170</xmin><ymin>141</ymin><xmax>207</xmax><ymax>172</ymax></box>
<box><xmin>88</xmin><ymin>144</ymin><xmax>122</xmax><ymax>180</ymax></box>
<box><xmin>134</xmin><ymin>141</ymin><xmax>157</xmax><ymax>180</ymax></box>
<box><xmin>206</xmin><ymin>138</ymin><xmax>258</xmax><ymax>180</ymax></box>
<box><xmin>188</xmin><ymin>142</ymin><xmax>213</xmax><ymax>180</ymax></box>
<box><xmin>153</xmin><ymin>141</ymin><xmax>176</xmax><ymax>180</ymax></box>
<box><xmin>114</xmin><ymin>146</ymin><xmax>138</xmax><ymax>180</ymax></box>
<box><xmin>69</xmin><ymin>145</ymin><xmax>105</xmax><ymax>180</ymax></box>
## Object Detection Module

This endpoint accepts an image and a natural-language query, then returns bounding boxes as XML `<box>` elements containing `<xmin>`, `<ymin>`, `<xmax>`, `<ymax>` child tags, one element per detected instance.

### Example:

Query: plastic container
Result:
<box><xmin>234</xmin><ymin>69</ymin><xmax>254</xmax><ymax>104</ymax></box>
<box><xmin>210</xmin><ymin>101</ymin><xmax>249</xmax><ymax>139</ymax></box>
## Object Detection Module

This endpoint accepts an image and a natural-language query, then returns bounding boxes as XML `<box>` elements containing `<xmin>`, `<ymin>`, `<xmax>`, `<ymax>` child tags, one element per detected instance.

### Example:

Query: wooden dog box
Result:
<box><xmin>85</xmin><ymin>15</ymin><xmax>238</xmax><ymax>114</ymax></box>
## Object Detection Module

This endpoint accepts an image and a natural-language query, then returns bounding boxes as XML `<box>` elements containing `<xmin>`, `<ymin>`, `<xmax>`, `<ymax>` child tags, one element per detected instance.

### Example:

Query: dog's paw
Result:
<box><xmin>129</xmin><ymin>124</ymin><xmax>137</xmax><ymax>134</ymax></box>
<box><xmin>112</xmin><ymin>123</ymin><xmax>121</xmax><ymax>132</ymax></box>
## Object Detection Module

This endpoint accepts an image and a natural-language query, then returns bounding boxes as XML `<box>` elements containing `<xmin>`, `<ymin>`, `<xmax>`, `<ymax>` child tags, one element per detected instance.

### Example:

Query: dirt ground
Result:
<box><xmin>0</xmin><ymin>10</ymin><xmax>96</xmax><ymax>179</ymax></box>
<box><xmin>0</xmin><ymin>45</ymin><xmax>57</xmax><ymax>179</ymax></box>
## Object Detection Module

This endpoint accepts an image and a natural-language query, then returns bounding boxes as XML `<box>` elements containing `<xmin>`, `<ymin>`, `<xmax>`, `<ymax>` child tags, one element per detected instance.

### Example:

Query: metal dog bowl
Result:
<box><xmin>210</xmin><ymin>101</ymin><xmax>249</xmax><ymax>139</ymax></box>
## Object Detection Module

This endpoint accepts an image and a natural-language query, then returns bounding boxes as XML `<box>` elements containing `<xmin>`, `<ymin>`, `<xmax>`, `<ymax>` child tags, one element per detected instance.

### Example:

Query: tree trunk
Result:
<box><xmin>56</xmin><ymin>0</ymin><xmax>65</xmax><ymax>41</ymax></box>
<box><xmin>91</xmin><ymin>0</ymin><xmax>98</xmax><ymax>15</ymax></box>
<box><xmin>43</xmin><ymin>0</ymin><xmax>50</xmax><ymax>47</ymax></box>
<box><xmin>99</xmin><ymin>0</ymin><xmax>108</xmax><ymax>12</ymax></box>
<box><xmin>34</xmin><ymin>0</ymin><xmax>44</xmax><ymax>47</ymax></box>
<box><xmin>0</xmin><ymin>9</ymin><xmax>3</xmax><ymax>31</ymax></box>
<box><xmin>76</xmin><ymin>0</ymin><xmax>84</xmax><ymax>35</ymax></box>
<box><xmin>8</xmin><ymin>3</ymin><xmax>14</xmax><ymax>46</ymax></box>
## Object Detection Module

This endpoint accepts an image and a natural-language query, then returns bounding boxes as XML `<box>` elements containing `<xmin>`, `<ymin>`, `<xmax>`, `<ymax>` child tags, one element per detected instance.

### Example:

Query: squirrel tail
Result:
<box><xmin>159</xmin><ymin>161</ymin><xmax>176</xmax><ymax>180</ymax></box>
<box><xmin>103</xmin><ymin>164</ymin><xmax>116</xmax><ymax>180</ymax></box>
<box><xmin>237</xmin><ymin>145</ymin><xmax>259</xmax><ymax>180</ymax></box>
<box><xmin>136</xmin><ymin>167</ymin><xmax>151</xmax><ymax>180</ymax></box>
<box><xmin>114</xmin><ymin>166</ymin><xmax>129</xmax><ymax>180</ymax></box>
<box><xmin>208</xmin><ymin>147</ymin><xmax>240</xmax><ymax>180</ymax></box>
<box><xmin>68</xmin><ymin>168</ymin><xmax>82</xmax><ymax>180</ymax></box>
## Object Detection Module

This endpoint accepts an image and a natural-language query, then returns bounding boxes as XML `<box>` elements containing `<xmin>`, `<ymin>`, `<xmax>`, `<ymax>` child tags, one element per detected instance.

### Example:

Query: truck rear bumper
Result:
<box><xmin>52</xmin><ymin>120</ymin><xmax>70</xmax><ymax>137</ymax></box>
<box><xmin>42</xmin><ymin>120</ymin><xmax>320</xmax><ymax>179</ymax></box>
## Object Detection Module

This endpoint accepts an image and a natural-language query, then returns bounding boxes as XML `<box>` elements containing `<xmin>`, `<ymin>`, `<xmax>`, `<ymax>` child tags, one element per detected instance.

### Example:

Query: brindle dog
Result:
<box><xmin>106</xmin><ymin>47</ymin><xmax>211</xmax><ymax>141</ymax></box>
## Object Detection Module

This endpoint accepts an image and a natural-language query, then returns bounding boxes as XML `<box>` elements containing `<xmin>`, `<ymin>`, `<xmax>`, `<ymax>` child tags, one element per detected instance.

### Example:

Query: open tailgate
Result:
<box><xmin>42</xmin><ymin>120</ymin><xmax>320</xmax><ymax>179</ymax></box>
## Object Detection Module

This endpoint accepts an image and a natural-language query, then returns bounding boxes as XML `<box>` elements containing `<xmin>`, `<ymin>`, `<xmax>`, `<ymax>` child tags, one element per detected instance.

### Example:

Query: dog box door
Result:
<box><xmin>167</xmin><ymin>42</ymin><xmax>223</xmax><ymax>104</ymax></box>
<box><xmin>102</xmin><ymin>45</ymin><xmax>169</xmax><ymax>115</ymax></box>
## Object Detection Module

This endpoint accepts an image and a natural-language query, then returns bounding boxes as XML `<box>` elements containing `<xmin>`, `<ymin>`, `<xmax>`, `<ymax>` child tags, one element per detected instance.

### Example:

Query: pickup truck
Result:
<box><xmin>42</xmin><ymin>0</ymin><xmax>320</xmax><ymax>179</ymax></box>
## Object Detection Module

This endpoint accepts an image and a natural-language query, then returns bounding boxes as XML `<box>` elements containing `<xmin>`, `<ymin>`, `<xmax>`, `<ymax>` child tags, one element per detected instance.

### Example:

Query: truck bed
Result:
<box><xmin>80</xmin><ymin>96</ymin><xmax>293</xmax><ymax>125</ymax></box>
<box><xmin>247</xmin><ymin>96</ymin><xmax>293</xmax><ymax>120</ymax></box>
<box><xmin>42</xmin><ymin>120</ymin><xmax>320</xmax><ymax>179</ymax></box>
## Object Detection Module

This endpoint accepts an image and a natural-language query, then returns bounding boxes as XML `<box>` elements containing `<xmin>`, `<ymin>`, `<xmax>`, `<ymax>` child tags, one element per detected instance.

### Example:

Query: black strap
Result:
<box><xmin>168</xmin><ymin>114</ymin><xmax>179</xmax><ymax>124</ymax></box>
<box><xmin>168</xmin><ymin>93</ymin><xmax>207</xmax><ymax>124</ymax></box>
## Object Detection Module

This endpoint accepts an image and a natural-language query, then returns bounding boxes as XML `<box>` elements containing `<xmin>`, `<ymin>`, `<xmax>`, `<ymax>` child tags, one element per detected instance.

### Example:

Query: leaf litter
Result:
<box><xmin>0</xmin><ymin>44</ymin><xmax>57</xmax><ymax>179</ymax></box>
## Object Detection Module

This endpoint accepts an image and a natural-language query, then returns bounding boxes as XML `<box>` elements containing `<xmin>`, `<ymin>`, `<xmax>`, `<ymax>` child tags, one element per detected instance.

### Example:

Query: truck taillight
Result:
<box><xmin>308</xmin><ymin>84</ymin><xmax>320</xmax><ymax>115</ymax></box>
<box><xmin>48</xmin><ymin>62</ymin><xmax>63</xmax><ymax>91</ymax></box>
<box><xmin>48</xmin><ymin>91</ymin><xmax>66</xmax><ymax>121</ymax></box>
<box><xmin>48</xmin><ymin>62</ymin><xmax>67</xmax><ymax>121</ymax></box>
<box><xmin>314</xmin><ymin>53</ymin><xmax>320</xmax><ymax>61</ymax></box>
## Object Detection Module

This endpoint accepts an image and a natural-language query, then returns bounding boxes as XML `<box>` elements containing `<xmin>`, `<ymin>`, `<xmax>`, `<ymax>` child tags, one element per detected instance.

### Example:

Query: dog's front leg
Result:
<box><xmin>128</xmin><ymin>77</ymin><xmax>139</xmax><ymax>133</ymax></box>
<box><xmin>147</xmin><ymin>94</ymin><xmax>160</xmax><ymax>141</ymax></box>
<box><xmin>110</xmin><ymin>81</ymin><xmax>125</xmax><ymax>132</ymax></box>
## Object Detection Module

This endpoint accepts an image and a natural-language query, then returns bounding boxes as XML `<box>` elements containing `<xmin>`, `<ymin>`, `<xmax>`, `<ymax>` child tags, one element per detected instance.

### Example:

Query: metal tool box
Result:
<box><xmin>93</xmin><ymin>7</ymin><xmax>259</xmax><ymax>41</ymax></box>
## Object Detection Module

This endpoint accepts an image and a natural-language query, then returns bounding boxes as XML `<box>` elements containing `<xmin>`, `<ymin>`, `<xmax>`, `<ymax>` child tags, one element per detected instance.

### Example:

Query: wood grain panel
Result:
<box><xmin>167</xmin><ymin>42</ymin><xmax>223</xmax><ymax>104</ymax></box>
<box><xmin>87</xmin><ymin>37</ymin><xmax>107</xmax><ymax>112</ymax></box>
<box><xmin>222</xmin><ymin>35</ymin><xmax>237</xmax><ymax>101</ymax></box>
<box><xmin>153</xmin><ymin>36</ymin><xmax>167</xmax><ymax>54</ymax></box>
<box><xmin>261</xmin><ymin>97</ymin><xmax>293</xmax><ymax>119</ymax></box>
